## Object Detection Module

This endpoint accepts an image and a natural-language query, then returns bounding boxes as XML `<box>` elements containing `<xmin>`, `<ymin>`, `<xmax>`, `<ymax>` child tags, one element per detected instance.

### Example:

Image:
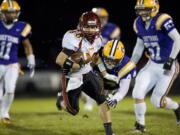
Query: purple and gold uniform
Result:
<box><xmin>0</xmin><ymin>20</ymin><xmax>31</xmax><ymax>64</ymax></box>
<box><xmin>133</xmin><ymin>13</ymin><xmax>175</xmax><ymax>63</ymax></box>
<box><xmin>105</xmin><ymin>55</ymin><xmax>136</xmax><ymax>80</ymax></box>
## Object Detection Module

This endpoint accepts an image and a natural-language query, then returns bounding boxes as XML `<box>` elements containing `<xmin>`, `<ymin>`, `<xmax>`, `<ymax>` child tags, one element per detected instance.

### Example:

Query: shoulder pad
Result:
<box><xmin>21</xmin><ymin>23</ymin><xmax>32</xmax><ymax>37</ymax></box>
<box><xmin>133</xmin><ymin>17</ymin><xmax>139</xmax><ymax>33</ymax></box>
<box><xmin>156</xmin><ymin>14</ymin><xmax>172</xmax><ymax>30</ymax></box>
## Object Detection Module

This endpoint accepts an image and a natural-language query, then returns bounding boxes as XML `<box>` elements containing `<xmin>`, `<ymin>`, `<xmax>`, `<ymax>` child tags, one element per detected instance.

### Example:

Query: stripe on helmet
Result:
<box><xmin>110</xmin><ymin>40</ymin><xmax>118</xmax><ymax>58</ymax></box>
<box><xmin>7</xmin><ymin>0</ymin><xmax>13</xmax><ymax>8</ymax></box>
<box><xmin>140</xmin><ymin>0</ymin><xmax>144</xmax><ymax>5</ymax></box>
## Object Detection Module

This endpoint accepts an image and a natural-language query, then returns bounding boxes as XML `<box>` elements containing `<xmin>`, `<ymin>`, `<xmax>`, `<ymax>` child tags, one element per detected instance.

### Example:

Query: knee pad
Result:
<box><xmin>151</xmin><ymin>95</ymin><xmax>165</xmax><ymax>108</ymax></box>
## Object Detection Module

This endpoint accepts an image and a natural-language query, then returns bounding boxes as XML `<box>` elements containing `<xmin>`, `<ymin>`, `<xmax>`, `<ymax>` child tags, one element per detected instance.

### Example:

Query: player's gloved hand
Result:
<box><xmin>163</xmin><ymin>58</ymin><xmax>174</xmax><ymax>70</ymax></box>
<box><xmin>27</xmin><ymin>54</ymin><xmax>35</xmax><ymax>78</ymax></box>
<box><xmin>106</xmin><ymin>97</ymin><xmax>117</xmax><ymax>108</ymax></box>
<box><xmin>104</xmin><ymin>73</ymin><xmax>118</xmax><ymax>83</ymax></box>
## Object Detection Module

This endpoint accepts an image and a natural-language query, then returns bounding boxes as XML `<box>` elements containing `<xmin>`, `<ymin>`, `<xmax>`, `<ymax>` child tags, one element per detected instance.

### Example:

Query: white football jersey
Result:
<box><xmin>62</xmin><ymin>30</ymin><xmax>103</xmax><ymax>77</ymax></box>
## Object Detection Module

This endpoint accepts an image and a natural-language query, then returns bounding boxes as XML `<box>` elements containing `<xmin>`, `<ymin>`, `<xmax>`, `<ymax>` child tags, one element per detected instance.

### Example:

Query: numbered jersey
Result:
<box><xmin>0</xmin><ymin>20</ymin><xmax>31</xmax><ymax>65</ymax></box>
<box><xmin>134</xmin><ymin>13</ymin><xmax>175</xmax><ymax>63</ymax></box>
<box><xmin>101</xmin><ymin>22</ymin><xmax>120</xmax><ymax>44</ymax></box>
<box><xmin>105</xmin><ymin>55</ymin><xmax>136</xmax><ymax>80</ymax></box>
<box><xmin>62</xmin><ymin>29</ymin><xmax>103</xmax><ymax>75</ymax></box>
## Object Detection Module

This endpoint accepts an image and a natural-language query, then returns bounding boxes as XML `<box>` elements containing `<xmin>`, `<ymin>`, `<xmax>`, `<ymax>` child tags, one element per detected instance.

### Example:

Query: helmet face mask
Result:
<box><xmin>2</xmin><ymin>10</ymin><xmax>19</xmax><ymax>24</ymax></box>
<box><xmin>135</xmin><ymin>0</ymin><xmax>159</xmax><ymax>22</ymax></box>
<box><xmin>135</xmin><ymin>7</ymin><xmax>153</xmax><ymax>21</ymax></box>
<box><xmin>104</xmin><ymin>57</ymin><xmax>122</xmax><ymax>69</ymax></box>
<box><xmin>79</xmin><ymin>11</ymin><xmax>101</xmax><ymax>43</ymax></box>
<box><xmin>0</xmin><ymin>0</ymin><xmax>21</xmax><ymax>24</ymax></box>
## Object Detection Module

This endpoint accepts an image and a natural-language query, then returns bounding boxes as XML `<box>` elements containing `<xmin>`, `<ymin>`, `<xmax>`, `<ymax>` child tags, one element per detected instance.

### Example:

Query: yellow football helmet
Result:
<box><xmin>103</xmin><ymin>40</ymin><xmax>125</xmax><ymax>69</ymax></box>
<box><xmin>0</xmin><ymin>0</ymin><xmax>21</xmax><ymax>23</ymax></box>
<box><xmin>135</xmin><ymin>0</ymin><xmax>159</xmax><ymax>21</ymax></box>
<box><xmin>92</xmin><ymin>7</ymin><xmax>109</xmax><ymax>27</ymax></box>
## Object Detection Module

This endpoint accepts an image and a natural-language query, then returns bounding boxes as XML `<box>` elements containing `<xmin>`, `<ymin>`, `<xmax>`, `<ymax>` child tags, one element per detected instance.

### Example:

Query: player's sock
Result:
<box><xmin>1</xmin><ymin>93</ymin><xmax>14</xmax><ymax>118</ymax></box>
<box><xmin>134</xmin><ymin>102</ymin><xmax>146</xmax><ymax>126</ymax></box>
<box><xmin>165</xmin><ymin>97</ymin><xmax>179</xmax><ymax>110</ymax></box>
<box><xmin>103</xmin><ymin>122</ymin><xmax>113</xmax><ymax>135</ymax></box>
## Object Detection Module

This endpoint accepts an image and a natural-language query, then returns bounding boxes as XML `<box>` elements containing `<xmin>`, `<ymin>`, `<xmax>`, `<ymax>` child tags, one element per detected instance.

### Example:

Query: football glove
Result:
<box><xmin>163</xmin><ymin>58</ymin><xmax>174</xmax><ymax>70</ymax></box>
<box><xmin>106</xmin><ymin>97</ymin><xmax>117</xmax><ymax>108</ymax></box>
<box><xmin>27</xmin><ymin>54</ymin><xmax>35</xmax><ymax>78</ymax></box>
<box><xmin>104</xmin><ymin>73</ymin><xmax>118</xmax><ymax>83</ymax></box>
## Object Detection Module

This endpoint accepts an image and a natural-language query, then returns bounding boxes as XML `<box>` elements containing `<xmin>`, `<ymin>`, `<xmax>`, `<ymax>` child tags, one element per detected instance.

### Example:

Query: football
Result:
<box><xmin>70</xmin><ymin>52</ymin><xmax>92</xmax><ymax>64</ymax></box>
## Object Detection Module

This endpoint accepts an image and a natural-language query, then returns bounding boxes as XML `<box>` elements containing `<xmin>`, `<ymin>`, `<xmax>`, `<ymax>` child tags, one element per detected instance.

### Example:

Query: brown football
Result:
<box><xmin>70</xmin><ymin>52</ymin><xmax>92</xmax><ymax>64</ymax></box>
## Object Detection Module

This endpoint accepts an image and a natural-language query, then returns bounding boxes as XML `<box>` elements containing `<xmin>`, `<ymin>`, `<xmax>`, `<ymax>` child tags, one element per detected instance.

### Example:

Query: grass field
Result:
<box><xmin>0</xmin><ymin>96</ymin><xmax>180</xmax><ymax>135</ymax></box>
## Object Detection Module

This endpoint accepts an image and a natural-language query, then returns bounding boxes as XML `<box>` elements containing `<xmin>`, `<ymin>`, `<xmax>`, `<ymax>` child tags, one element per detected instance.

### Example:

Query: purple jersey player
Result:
<box><xmin>0</xmin><ymin>0</ymin><xmax>35</xmax><ymax>124</ymax></box>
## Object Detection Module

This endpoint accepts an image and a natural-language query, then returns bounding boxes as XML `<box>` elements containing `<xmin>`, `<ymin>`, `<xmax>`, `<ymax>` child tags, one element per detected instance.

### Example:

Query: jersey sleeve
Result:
<box><xmin>156</xmin><ymin>13</ymin><xmax>175</xmax><ymax>33</ymax></box>
<box><xmin>118</xmin><ymin>61</ymin><xmax>136</xmax><ymax>80</ymax></box>
<box><xmin>62</xmin><ymin>31</ymin><xmax>78</xmax><ymax>51</ymax></box>
<box><xmin>133</xmin><ymin>17</ymin><xmax>142</xmax><ymax>39</ymax></box>
<box><xmin>21</xmin><ymin>23</ymin><xmax>32</xmax><ymax>40</ymax></box>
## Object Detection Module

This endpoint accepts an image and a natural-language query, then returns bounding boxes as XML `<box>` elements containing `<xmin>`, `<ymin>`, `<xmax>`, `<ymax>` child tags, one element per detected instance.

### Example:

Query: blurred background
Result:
<box><xmin>12</xmin><ymin>0</ymin><xmax>180</xmax><ymax>95</ymax></box>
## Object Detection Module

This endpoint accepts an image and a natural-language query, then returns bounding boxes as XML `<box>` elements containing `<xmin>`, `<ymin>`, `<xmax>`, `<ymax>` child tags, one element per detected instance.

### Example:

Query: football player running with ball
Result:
<box><xmin>131</xmin><ymin>0</ymin><xmax>180</xmax><ymax>132</ymax></box>
<box><xmin>0</xmin><ymin>0</ymin><xmax>35</xmax><ymax>124</ymax></box>
<box><xmin>101</xmin><ymin>40</ymin><xmax>136</xmax><ymax>108</ymax></box>
<box><xmin>56</xmin><ymin>11</ymin><xmax>118</xmax><ymax>135</ymax></box>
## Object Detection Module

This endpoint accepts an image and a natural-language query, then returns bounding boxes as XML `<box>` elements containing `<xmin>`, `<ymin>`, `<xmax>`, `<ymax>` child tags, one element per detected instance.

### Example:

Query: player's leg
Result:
<box><xmin>0</xmin><ymin>78</ymin><xmax>4</xmax><ymax>120</ymax></box>
<box><xmin>56</xmin><ymin>76</ymin><xmax>83</xmax><ymax>115</ymax></box>
<box><xmin>82</xmin><ymin>71</ymin><xmax>114</xmax><ymax>135</ymax></box>
<box><xmin>151</xmin><ymin>61</ymin><xmax>180</xmax><ymax>125</ymax></box>
<box><xmin>132</xmin><ymin>62</ymin><xmax>157</xmax><ymax>132</ymax></box>
<box><xmin>1</xmin><ymin>64</ymin><xmax>19</xmax><ymax>124</ymax></box>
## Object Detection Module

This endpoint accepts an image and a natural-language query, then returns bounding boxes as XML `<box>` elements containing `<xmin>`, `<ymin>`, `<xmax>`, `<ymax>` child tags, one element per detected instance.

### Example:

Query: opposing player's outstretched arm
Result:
<box><xmin>131</xmin><ymin>37</ymin><xmax>145</xmax><ymax>64</ymax></box>
<box><xmin>168</xmin><ymin>29</ymin><xmax>180</xmax><ymax>59</ymax></box>
<box><xmin>113</xmin><ymin>77</ymin><xmax>132</xmax><ymax>102</ymax></box>
<box><xmin>95</xmin><ymin>57</ymin><xmax>118</xmax><ymax>82</ymax></box>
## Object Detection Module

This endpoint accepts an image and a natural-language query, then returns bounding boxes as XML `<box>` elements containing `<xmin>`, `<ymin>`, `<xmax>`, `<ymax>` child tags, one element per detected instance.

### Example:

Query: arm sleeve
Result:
<box><xmin>21</xmin><ymin>23</ymin><xmax>32</xmax><ymax>40</ymax></box>
<box><xmin>168</xmin><ymin>29</ymin><xmax>180</xmax><ymax>59</ymax></box>
<box><xmin>112</xmin><ymin>76</ymin><xmax>132</xmax><ymax>102</ymax></box>
<box><xmin>130</xmin><ymin>37</ymin><xmax>145</xmax><ymax>64</ymax></box>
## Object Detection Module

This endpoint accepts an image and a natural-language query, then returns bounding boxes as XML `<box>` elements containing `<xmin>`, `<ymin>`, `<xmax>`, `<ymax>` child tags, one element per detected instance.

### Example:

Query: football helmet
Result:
<box><xmin>0</xmin><ymin>0</ymin><xmax>21</xmax><ymax>24</ymax></box>
<box><xmin>135</xmin><ymin>0</ymin><xmax>159</xmax><ymax>21</ymax></box>
<box><xmin>92</xmin><ymin>7</ymin><xmax>109</xmax><ymax>27</ymax></box>
<box><xmin>79</xmin><ymin>11</ymin><xmax>101</xmax><ymax>43</ymax></box>
<box><xmin>103</xmin><ymin>40</ymin><xmax>125</xmax><ymax>69</ymax></box>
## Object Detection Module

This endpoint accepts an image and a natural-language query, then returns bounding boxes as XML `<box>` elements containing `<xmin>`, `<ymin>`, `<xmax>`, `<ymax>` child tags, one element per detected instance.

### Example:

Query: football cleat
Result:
<box><xmin>56</xmin><ymin>92</ymin><xmax>63</xmax><ymax>111</ymax></box>
<box><xmin>0</xmin><ymin>118</ymin><xmax>12</xmax><ymax>125</ymax></box>
<box><xmin>134</xmin><ymin>121</ymin><xmax>146</xmax><ymax>133</ymax></box>
<box><xmin>174</xmin><ymin>104</ymin><xmax>180</xmax><ymax>126</ymax></box>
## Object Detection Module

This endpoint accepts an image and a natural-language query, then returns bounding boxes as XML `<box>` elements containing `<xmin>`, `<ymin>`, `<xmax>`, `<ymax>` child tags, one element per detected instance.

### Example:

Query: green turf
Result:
<box><xmin>0</xmin><ymin>96</ymin><xmax>179</xmax><ymax>135</ymax></box>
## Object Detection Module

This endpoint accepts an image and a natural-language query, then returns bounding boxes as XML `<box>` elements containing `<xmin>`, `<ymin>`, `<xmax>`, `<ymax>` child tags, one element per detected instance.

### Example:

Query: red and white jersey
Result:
<box><xmin>62</xmin><ymin>30</ymin><xmax>103</xmax><ymax>77</ymax></box>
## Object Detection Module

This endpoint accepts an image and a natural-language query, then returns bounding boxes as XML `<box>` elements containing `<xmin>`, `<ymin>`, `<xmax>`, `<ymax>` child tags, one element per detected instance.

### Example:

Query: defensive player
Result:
<box><xmin>131</xmin><ymin>0</ymin><xmax>180</xmax><ymax>132</ymax></box>
<box><xmin>56</xmin><ymin>11</ymin><xmax>117</xmax><ymax>135</ymax></box>
<box><xmin>0</xmin><ymin>0</ymin><xmax>35</xmax><ymax>124</ymax></box>
<box><xmin>102</xmin><ymin>40</ymin><xmax>136</xmax><ymax>108</ymax></box>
